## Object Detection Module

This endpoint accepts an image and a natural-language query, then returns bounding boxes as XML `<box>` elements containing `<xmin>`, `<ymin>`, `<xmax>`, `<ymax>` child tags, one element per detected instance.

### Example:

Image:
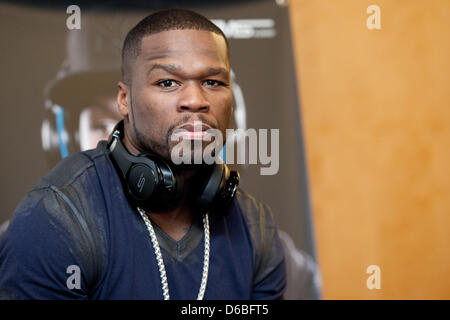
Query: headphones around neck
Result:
<box><xmin>107</xmin><ymin>120</ymin><xmax>240</xmax><ymax>217</ymax></box>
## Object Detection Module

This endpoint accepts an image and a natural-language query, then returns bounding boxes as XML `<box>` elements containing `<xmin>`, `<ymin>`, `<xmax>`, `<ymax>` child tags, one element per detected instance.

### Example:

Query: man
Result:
<box><xmin>0</xmin><ymin>9</ymin><xmax>286</xmax><ymax>299</ymax></box>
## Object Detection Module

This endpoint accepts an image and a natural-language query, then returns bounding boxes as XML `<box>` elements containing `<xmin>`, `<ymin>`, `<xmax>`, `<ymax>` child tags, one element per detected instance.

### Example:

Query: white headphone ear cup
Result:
<box><xmin>41</xmin><ymin>106</ymin><xmax>77</xmax><ymax>166</ymax></box>
<box><xmin>41</xmin><ymin>118</ymin><xmax>60</xmax><ymax>153</ymax></box>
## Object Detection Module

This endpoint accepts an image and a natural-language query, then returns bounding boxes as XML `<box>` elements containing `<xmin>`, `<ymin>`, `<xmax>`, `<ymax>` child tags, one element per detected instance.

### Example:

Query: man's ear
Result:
<box><xmin>117</xmin><ymin>81</ymin><xmax>130</xmax><ymax>118</ymax></box>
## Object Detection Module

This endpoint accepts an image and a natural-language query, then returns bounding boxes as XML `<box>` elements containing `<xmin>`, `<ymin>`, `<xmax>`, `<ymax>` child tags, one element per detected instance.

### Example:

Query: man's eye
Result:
<box><xmin>157</xmin><ymin>80</ymin><xmax>178</xmax><ymax>88</ymax></box>
<box><xmin>204</xmin><ymin>80</ymin><xmax>223</xmax><ymax>87</ymax></box>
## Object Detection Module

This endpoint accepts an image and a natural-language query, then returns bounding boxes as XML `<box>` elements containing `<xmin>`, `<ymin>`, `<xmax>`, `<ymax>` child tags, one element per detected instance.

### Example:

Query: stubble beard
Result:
<box><xmin>129</xmin><ymin>93</ymin><xmax>171</xmax><ymax>160</ymax></box>
<box><xmin>130</xmin><ymin>95</ymin><xmax>225</xmax><ymax>170</ymax></box>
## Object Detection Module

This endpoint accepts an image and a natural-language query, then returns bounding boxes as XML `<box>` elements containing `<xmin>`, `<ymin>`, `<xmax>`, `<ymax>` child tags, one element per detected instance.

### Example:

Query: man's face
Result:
<box><xmin>118</xmin><ymin>29</ymin><xmax>233</xmax><ymax>161</ymax></box>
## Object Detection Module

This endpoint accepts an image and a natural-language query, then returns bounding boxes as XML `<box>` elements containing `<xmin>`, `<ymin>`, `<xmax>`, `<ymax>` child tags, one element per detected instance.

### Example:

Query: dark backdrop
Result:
<box><xmin>0</xmin><ymin>0</ymin><xmax>316</xmax><ymax>258</ymax></box>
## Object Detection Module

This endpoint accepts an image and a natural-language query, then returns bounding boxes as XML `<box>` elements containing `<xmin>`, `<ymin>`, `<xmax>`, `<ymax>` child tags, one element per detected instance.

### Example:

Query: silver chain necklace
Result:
<box><xmin>137</xmin><ymin>207</ymin><xmax>210</xmax><ymax>300</ymax></box>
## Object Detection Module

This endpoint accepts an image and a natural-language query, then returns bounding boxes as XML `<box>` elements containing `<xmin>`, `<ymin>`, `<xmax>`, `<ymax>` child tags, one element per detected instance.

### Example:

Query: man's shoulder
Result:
<box><xmin>4</xmin><ymin>143</ymin><xmax>111</xmax><ymax>282</ymax></box>
<box><xmin>232</xmin><ymin>189</ymin><xmax>286</xmax><ymax>299</ymax></box>
<box><xmin>234</xmin><ymin>188</ymin><xmax>276</xmax><ymax>227</ymax></box>
<box><xmin>10</xmin><ymin>141</ymin><xmax>112</xmax><ymax>228</ymax></box>
<box><xmin>39</xmin><ymin>141</ymin><xmax>109</xmax><ymax>191</ymax></box>
<box><xmin>233</xmin><ymin>188</ymin><xmax>280</xmax><ymax>251</ymax></box>
<box><xmin>1</xmin><ymin>145</ymin><xmax>110</xmax><ymax>299</ymax></box>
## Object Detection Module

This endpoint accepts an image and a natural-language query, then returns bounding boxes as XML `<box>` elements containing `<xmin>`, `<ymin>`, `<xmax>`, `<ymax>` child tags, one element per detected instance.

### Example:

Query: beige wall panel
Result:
<box><xmin>289</xmin><ymin>0</ymin><xmax>450</xmax><ymax>299</ymax></box>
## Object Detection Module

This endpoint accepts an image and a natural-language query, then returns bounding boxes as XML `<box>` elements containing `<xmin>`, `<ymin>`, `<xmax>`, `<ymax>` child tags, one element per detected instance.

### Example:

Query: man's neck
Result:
<box><xmin>145</xmin><ymin>169</ymin><xmax>198</xmax><ymax>242</ymax></box>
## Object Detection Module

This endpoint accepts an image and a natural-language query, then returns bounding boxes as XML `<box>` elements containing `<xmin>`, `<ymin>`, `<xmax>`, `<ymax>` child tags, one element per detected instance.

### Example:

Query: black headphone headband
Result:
<box><xmin>107</xmin><ymin>121</ymin><xmax>239</xmax><ymax>216</ymax></box>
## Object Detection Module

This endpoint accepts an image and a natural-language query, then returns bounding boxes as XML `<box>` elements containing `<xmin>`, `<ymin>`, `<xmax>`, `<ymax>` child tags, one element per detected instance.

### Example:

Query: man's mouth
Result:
<box><xmin>176</xmin><ymin>122</ymin><xmax>212</xmax><ymax>140</ymax></box>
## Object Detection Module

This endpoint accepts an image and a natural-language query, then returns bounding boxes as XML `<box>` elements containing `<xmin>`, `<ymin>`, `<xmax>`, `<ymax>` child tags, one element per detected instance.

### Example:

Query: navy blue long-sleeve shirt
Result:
<box><xmin>0</xmin><ymin>141</ymin><xmax>286</xmax><ymax>299</ymax></box>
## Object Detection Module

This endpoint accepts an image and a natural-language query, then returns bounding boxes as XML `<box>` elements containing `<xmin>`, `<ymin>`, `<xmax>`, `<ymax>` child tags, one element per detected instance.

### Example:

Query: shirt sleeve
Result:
<box><xmin>237</xmin><ymin>191</ymin><xmax>287</xmax><ymax>300</ymax></box>
<box><xmin>0</xmin><ymin>186</ymin><xmax>102</xmax><ymax>299</ymax></box>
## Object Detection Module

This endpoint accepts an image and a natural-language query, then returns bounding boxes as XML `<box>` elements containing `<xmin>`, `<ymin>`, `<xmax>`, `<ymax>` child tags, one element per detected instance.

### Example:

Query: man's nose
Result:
<box><xmin>177</xmin><ymin>83</ymin><xmax>210</xmax><ymax>113</ymax></box>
